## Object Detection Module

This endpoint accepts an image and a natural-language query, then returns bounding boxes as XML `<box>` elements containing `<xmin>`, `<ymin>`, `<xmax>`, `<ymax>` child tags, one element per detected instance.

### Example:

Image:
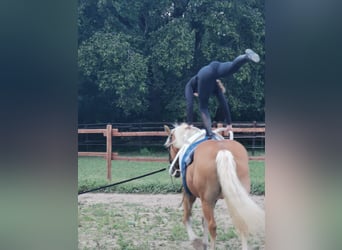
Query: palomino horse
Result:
<box><xmin>164</xmin><ymin>123</ymin><xmax>264</xmax><ymax>250</ymax></box>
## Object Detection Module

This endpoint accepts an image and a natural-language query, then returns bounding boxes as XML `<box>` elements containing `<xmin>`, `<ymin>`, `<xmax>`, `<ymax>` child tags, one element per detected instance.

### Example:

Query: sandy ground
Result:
<box><xmin>78</xmin><ymin>193</ymin><xmax>265</xmax><ymax>250</ymax></box>
<box><xmin>79</xmin><ymin>193</ymin><xmax>186</xmax><ymax>207</ymax></box>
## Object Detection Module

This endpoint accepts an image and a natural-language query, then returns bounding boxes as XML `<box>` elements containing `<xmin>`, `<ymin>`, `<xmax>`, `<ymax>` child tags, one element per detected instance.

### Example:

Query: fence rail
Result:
<box><xmin>78</xmin><ymin>123</ymin><xmax>265</xmax><ymax>181</ymax></box>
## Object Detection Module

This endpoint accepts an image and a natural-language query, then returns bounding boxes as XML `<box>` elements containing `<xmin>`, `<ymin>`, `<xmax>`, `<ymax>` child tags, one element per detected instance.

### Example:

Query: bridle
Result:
<box><xmin>166</xmin><ymin>133</ymin><xmax>181</xmax><ymax>177</ymax></box>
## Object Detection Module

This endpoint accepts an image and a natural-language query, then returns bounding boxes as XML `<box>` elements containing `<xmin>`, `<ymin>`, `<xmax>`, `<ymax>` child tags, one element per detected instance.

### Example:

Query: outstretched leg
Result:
<box><xmin>183</xmin><ymin>193</ymin><xmax>197</xmax><ymax>241</ymax></box>
<box><xmin>217</xmin><ymin>49</ymin><xmax>260</xmax><ymax>76</ymax></box>
<box><xmin>201</xmin><ymin>200</ymin><xmax>217</xmax><ymax>250</ymax></box>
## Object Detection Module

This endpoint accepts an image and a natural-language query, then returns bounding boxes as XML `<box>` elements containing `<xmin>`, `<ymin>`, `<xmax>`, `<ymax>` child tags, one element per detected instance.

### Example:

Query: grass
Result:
<box><xmin>78</xmin><ymin>156</ymin><xmax>264</xmax><ymax>195</ymax></box>
<box><xmin>79</xmin><ymin>201</ymin><xmax>184</xmax><ymax>249</ymax></box>
<box><xmin>78</xmin><ymin>157</ymin><xmax>182</xmax><ymax>194</ymax></box>
<box><xmin>249</xmin><ymin>161</ymin><xmax>265</xmax><ymax>195</ymax></box>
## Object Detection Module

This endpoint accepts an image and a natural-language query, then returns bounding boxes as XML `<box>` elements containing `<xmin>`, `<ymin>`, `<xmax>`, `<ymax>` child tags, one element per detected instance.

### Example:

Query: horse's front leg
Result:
<box><xmin>182</xmin><ymin>193</ymin><xmax>197</xmax><ymax>241</ymax></box>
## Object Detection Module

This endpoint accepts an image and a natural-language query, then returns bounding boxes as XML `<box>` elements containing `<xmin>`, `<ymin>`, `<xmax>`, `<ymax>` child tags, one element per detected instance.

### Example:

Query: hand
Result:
<box><xmin>224</xmin><ymin>124</ymin><xmax>232</xmax><ymax>136</ymax></box>
<box><xmin>225</xmin><ymin>124</ymin><xmax>233</xmax><ymax>131</ymax></box>
<box><xmin>216</xmin><ymin>79</ymin><xmax>226</xmax><ymax>93</ymax></box>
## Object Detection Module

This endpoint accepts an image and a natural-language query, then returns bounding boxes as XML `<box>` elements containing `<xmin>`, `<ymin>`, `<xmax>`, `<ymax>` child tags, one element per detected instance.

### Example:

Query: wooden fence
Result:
<box><xmin>78</xmin><ymin>123</ymin><xmax>265</xmax><ymax>181</ymax></box>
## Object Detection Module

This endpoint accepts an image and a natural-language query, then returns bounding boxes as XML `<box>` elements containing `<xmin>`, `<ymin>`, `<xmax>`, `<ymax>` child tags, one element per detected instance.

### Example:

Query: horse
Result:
<box><xmin>164</xmin><ymin>123</ymin><xmax>264</xmax><ymax>250</ymax></box>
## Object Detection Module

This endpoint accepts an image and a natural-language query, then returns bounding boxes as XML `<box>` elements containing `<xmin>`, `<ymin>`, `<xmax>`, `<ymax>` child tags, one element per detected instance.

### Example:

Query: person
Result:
<box><xmin>185</xmin><ymin>49</ymin><xmax>260</xmax><ymax>138</ymax></box>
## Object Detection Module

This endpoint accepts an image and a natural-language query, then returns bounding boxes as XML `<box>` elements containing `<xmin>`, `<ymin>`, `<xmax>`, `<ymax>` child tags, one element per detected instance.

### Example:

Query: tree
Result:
<box><xmin>78</xmin><ymin>32</ymin><xmax>148</xmax><ymax>118</ymax></box>
<box><xmin>78</xmin><ymin>0</ymin><xmax>265</xmax><ymax>123</ymax></box>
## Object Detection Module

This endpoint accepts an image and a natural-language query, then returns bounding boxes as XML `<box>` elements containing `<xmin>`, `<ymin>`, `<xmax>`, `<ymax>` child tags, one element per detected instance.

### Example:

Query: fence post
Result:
<box><xmin>106</xmin><ymin>124</ymin><xmax>112</xmax><ymax>181</ymax></box>
<box><xmin>252</xmin><ymin>121</ymin><xmax>256</xmax><ymax>156</ymax></box>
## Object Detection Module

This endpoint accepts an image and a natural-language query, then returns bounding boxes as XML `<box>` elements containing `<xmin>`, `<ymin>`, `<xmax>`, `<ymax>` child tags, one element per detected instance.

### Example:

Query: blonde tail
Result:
<box><xmin>216</xmin><ymin>150</ymin><xmax>265</xmax><ymax>236</ymax></box>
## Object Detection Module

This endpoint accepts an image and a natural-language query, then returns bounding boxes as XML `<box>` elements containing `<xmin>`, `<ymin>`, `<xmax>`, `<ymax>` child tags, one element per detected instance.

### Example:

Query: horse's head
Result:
<box><xmin>164</xmin><ymin>125</ymin><xmax>180</xmax><ymax>177</ymax></box>
<box><xmin>164</xmin><ymin>123</ymin><xmax>201</xmax><ymax>177</ymax></box>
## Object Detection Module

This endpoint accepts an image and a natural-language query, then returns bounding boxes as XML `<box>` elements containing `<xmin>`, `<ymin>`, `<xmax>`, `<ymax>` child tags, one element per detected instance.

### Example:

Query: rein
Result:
<box><xmin>168</xmin><ymin>144</ymin><xmax>184</xmax><ymax>176</ymax></box>
<box><xmin>168</xmin><ymin>130</ymin><xmax>206</xmax><ymax>176</ymax></box>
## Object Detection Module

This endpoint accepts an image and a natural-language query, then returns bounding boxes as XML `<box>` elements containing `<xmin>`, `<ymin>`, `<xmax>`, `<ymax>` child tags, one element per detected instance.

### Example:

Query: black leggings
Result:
<box><xmin>185</xmin><ymin>54</ymin><xmax>249</xmax><ymax>136</ymax></box>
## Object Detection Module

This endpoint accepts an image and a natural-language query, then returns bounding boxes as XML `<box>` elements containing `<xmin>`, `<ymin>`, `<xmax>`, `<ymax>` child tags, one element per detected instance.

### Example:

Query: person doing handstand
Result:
<box><xmin>185</xmin><ymin>49</ymin><xmax>260</xmax><ymax>138</ymax></box>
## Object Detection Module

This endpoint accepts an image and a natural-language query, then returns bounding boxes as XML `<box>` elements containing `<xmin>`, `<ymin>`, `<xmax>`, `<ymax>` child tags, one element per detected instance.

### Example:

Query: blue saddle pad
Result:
<box><xmin>180</xmin><ymin>136</ymin><xmax>211</xmax><ymax>196</ymax></box>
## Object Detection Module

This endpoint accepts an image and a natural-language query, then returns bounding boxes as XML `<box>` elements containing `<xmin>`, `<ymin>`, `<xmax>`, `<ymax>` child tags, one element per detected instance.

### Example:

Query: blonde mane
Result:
<box><xmin>172</xmin><ymin>123</ymin><xmax>201</xmax><ymax>149</ymax></box>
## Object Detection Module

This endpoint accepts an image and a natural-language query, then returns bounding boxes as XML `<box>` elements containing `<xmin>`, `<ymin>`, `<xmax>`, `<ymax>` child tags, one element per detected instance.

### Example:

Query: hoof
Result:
<box><xmin>191</xmin><ymin>238</ymin><xmax>207</xmax><ymax>250</ymax></box>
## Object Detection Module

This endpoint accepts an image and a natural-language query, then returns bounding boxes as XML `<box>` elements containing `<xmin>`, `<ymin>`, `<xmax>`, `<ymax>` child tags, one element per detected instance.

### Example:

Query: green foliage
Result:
<box><xmin>78</xmin><ymin>0</ymin><xmax>265</xmax><ymax>123</ymax></box>
<box><xmin>150</xmin><ymin>20</ymin><xmax>195</xmax><ymax>77</ymax></box>
<box><xmin>79</xmin><ymin>32</ymin><xmax>148</xmax><ymax>116</ymax></box>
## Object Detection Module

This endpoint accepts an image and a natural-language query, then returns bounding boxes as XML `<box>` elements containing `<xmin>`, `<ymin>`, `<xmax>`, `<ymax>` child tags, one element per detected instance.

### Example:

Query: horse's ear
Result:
<box><xmin>164</xmin><ymin>125</ymin><xmax>171</xmax><ymax>135</ymax></box>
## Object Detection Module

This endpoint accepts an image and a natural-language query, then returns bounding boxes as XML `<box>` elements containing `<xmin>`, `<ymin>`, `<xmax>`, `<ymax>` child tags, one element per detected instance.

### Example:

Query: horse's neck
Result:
<box><xmin>174</xmin><ymin>125</ymin><xmax>204</xmax><ymax>149</ymax></box>
<box><xmin>182</xmin><ymin>129</ymin><xmax>205</xmax><ymax>147</ymax></box>
<box><xmin>168</xmin><ymin>128</ymin><xmax>205</xmax><ymax>175</ymax></box>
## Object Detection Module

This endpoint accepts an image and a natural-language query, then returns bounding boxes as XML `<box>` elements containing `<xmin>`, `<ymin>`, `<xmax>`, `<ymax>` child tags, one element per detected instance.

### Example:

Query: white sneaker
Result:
<box><xmin>245</xmin><ymin>49</ymin><xmax>260</xmax><ymax>63</ymax></box>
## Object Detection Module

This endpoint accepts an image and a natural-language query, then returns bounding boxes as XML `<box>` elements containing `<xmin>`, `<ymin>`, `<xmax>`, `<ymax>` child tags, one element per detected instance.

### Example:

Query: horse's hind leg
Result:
<box><xmin>183</xmin><ymin>193</ymin><xmax>197</xmax><ymax>241</ymax></box>
<box><xmin>202</xmin><ymin>199</ymin><xmax>218</xmax><ymax>249</ymax></box>
<box><xmin>237</xmin><ymin>231</ymin><xmax>248</xmax><ymax>250</ymax></box>
<box><xmin>201</xmin><ymin>201</ymin><xmax>216</xmax><ymax>250</ymax></box>
<box><xmin>202</xmin><ymin>217</ymin><xmax>209</xmax><ymax>249</ymax></box>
